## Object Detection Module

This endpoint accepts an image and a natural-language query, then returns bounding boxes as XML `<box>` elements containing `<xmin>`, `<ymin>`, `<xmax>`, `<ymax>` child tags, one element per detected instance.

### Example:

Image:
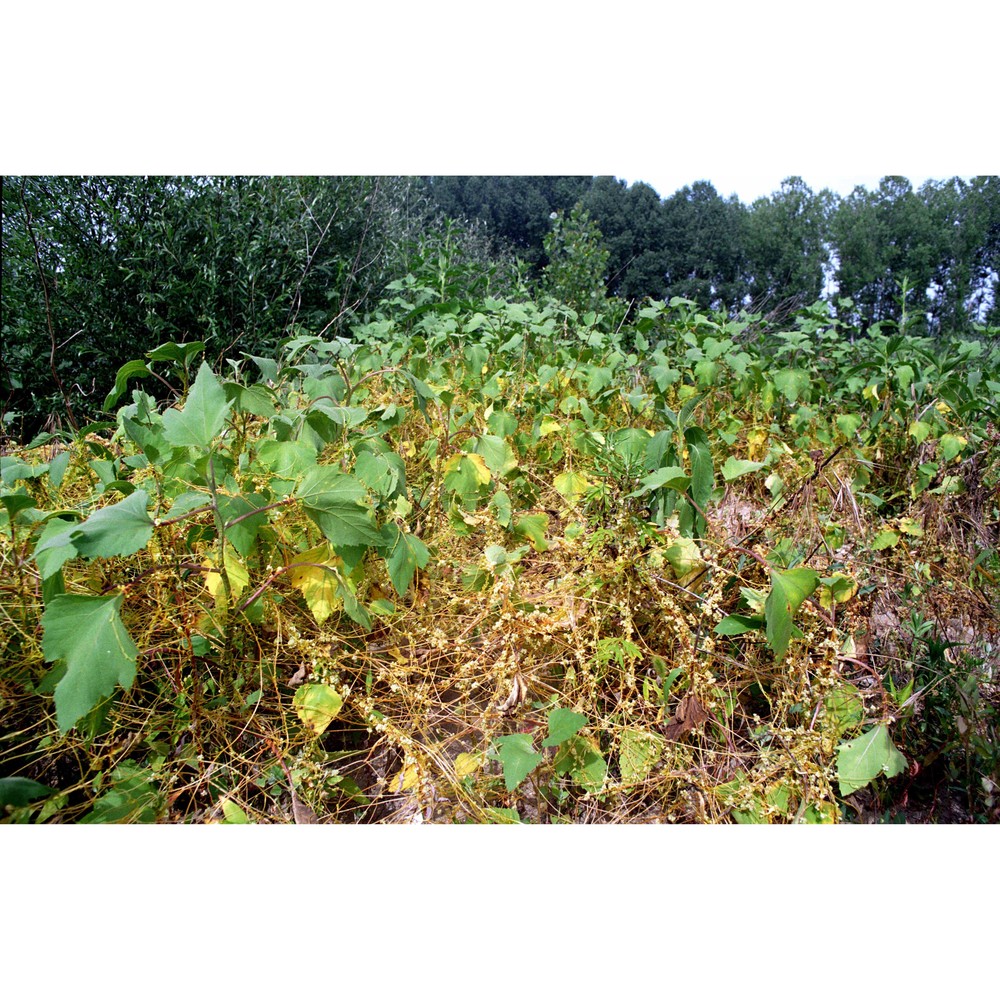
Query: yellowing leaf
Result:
<box><xmin>664</xmin><ymin>537</ymin><xmax>704</xmax><ymax>582</ymax></box>
<box><xmin>819</xmin><ymin>572</ymin><xmax>859</xmax><ymax>610</ymax></box>
<box><xmin>204</xmin><ymin>546</ymin><xmax>249</xmax><ymax>600</ymax></box>
<box><xmin>389</xmin><ymin>762</ymin><xmax>419</xmax><ymax>793</ymax></box>
<box><xmin>292</xmin><ymin>683</ymin><xmax>344</xmax><ymax>736</ymax></box>
<box><xmin>938</xmin><ymin>433</ymin><xmax>967</xmax><ymax>463</ymax></box>
<box><xmin>747</xmin><ymin>428</ymin><xmax>768</xmax><ymax>460</ymax></box>
<box><xmin>538</xmin><ymin>415</ymin><xmax>562</xmax><ymax>438</ymax></box>
<box><xmin>553</xmin><ymin>470</ymin><xmax>590</xmax><ymax>505</ymax></box>
<box><xmin>287</xmin><ymin>543</ymin><xmax>342</xmax><ymax>624</ymax></box>
<box><xmin>454</xmin><ymin>752</ymin><xmax>484</xmax><ymax>778</ymax></box>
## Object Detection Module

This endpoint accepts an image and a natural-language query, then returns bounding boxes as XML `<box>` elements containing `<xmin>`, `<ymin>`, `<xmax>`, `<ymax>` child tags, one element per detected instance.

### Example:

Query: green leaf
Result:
<box><xmin>0</xmin><ymin>776</ymin><xmax>55</xmax><ymax>807</ymax></box>
<box><xmin>442</xmin><ymin>452</ymin><xmax>492</xmax><ymax>508</ymax></box>
<box><xmin>715</xmin><ymin>614</ymin><xmax>764</xmax><ymax>636</ymax></box>
<box><xmin>632</xmin><ymin>465</ymin><xmax>690</xmax><ymax>495</ymax></box>
<box><xmin>513</xmin><ymin>512</ymin><xmax>549</xmax><ymax>551</ymax></box>
<box><xmin>227</xmin><ymin>383</ymin><xmax>277</xmax><ymax>418</ymax></box>
<box><xmin>837</xmin><ymin>725</ymin><xmax>907</xmax><ymax>796</ymax></box>
<box><xmin>79</xmin><ymin>763</ymin><xmax>162</xmax><ymax>823</ymax></box>
<box><xmin>872</xmin><ymin>529</ymin><xmax>899</xmax><ymax>550</ymax></box>
<box><xmin>825</xmin><ymin>685</ymin><xmax>864</xmax><ymax>736</ymax></box>
<box><xmin>296</xmin><ymin>467</ymin><xmax>382</xmax><ymax>547</ymax></box>
<box><xmin>69</xmin><ymin>490</ymin><xmax>153</xmax><ymax>560</ymax></box>
<box><xmin>542</xmin><ymin>708</ymin><xmax>588</xmax><ymax>747</ymax></box>
<box><xmin>764</xmin><ymin>567</ymin><xmax>819</xmax><ymax>662</ymax></box>
<box><xmin>217</xmin><ymin>493</ymin><xmax>269</xmax><ymax>558</ymax></box>
<box><xmin>554</xmin><ymin>470</ymin><xmax>590</xmax><ymax>505</ymax></box>
<box><xmin>293</xmin><ymin>683</ymin><xmax>344</xmax><ymax>736</ymax></box>
<box><xmin>1</xmin><ymin>492</ymin><xmax>37</xmax><ymax>522</ymax></box>
<box><xmin>552</xmin><ymin>734</ymin><xmax>607</xmax><ymax>794</ymax></box>
<box><xmin>490</xmin><ymin>490</ymin><xmax>513</xmax><ymax>528</ymax></box>
<box><xmin>835</xmin><ymin>413</ymin><xmax>863</xmax><ymax>438</ymax></box>
<box><xmin>254</xmin><ymin>439</ymin><xmax>318</xmax><ymax>478</ymax></box>
<box><xmin>938</xmin><ymin>433</ymin><xmax>967</xmax><ymax>463</ymax></box>
<box><xmin>618</xmin><ymin>730</ymin><xmax>662</xmax><ymax>785</ymax></box>
<box><xmin>287</xmin><ymin>543</ymin><xmax>341</xmax><ymax>624</ymax></box>
<box><xmin>473</xmin><ymin>434</ymin><xmax>519</xmax><ymax>477</ymax></box>
<box><xmin>663</xmin><ymin>537</ymin><xmax>704</xmax><ymax>580</ymax></box>
<box><xmin>720</xmin><ymin>457</ymin><xmax>765</xmax><ymax>482</ymax></box>
<box><xmin>383</xmin><ymin>525</ymin><xmax>431</xmax><ymax>597</ymax></box>
<box><xmin>221</xmin><ymin>798</ymin><xmax>251</xmax><ymax>824</ymax></box>
<box><xmin>354</xmin><ymin>451</ymin><xmax>398</xmax><ymax>499</ymax></box>
<box><xmin>103</xmin><ymin>359</ymin><xmax>151</xmax><ymax>411</ymax></box>
<box><xmin>684</xmin><ymin>426</ymin><xmax>714</xmax><ymax>514</ymax></box>
<box><xmin>41</xmin><ymin>594</ymin><xmax>139</xmax><ymax>732</ymax></box>
<box><xmin>34</xmin><ymin>517</ymin><xmax>76</xmax><ymax>581</ymax></box>
<box><xmin>490</xmin><ymin>733</ymin><xmax>543</xmax><ymax>791</ymax></box>
<box><xmin>772</xmin><ymin>368</ymin><xmax>810</xmax><ymax>403</ymax></box>
<box><xmin>161</xmin><ymin>362</ymin><xmax>231</xmax><ymax>449</ymax></box>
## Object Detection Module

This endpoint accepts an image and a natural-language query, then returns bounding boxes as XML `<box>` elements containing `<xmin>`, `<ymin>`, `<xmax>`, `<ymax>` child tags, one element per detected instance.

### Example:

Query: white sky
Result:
<box><xmin>4</xmin><ymin>7</ymin><xmax>995</xmax><ymax>197</ymax></box>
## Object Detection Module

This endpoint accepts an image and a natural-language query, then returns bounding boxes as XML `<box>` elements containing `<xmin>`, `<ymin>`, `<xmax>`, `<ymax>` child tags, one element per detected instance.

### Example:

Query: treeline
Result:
<box><xmin>1</xmin><ymin>176</ymin><xmax>516</xmax><ymax>439</ymax></box>
<box><xmin>2</xmin><ymin>174</ymin><xmax>998</xmax><ymax>440</ymax></box>
<box><xmin>425</xmin><ymin>175</ymin><xmax>1000</xmax><ymax>332</ymax></box>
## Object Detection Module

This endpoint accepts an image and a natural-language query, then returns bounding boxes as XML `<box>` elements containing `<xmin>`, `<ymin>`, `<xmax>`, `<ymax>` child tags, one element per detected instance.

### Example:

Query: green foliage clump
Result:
<box><xmin>2</xmin><ymin>270</ymin><xmax>998</xmax><ymax>825</ymax></box>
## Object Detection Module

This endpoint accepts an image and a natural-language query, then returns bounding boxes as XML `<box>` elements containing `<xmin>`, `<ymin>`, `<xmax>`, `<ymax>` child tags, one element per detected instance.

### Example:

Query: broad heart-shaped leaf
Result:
<box><xmin>721</xmin><ymin>456</ymin><xmax>765</xmax><ymax>482</ymax></box>
<box><xmin>293</xmin><ymin>683</ymin><xmax>344</xmax><ymax>736</ymax></box>
<box><xmin>772</xmin><ymin>367</ymin><xmax>811</xmax><ymax>404</ymax></box>
<box><xmin>764</xmin><ymin>567</ymin><xmax>819</xmax><ymax>662</ymax></box>
<box><xmin>382</xmin><ymin>524</ymin><xmax>430</xmax><ymax>597</ymax></box>
<box><xmin>442</xmin><ymin>452</ymin><xmax>492</xmax><ymax>508</ymax></box>
<box><xmin>296</xmin><ymin>467</ymin><xmax>382</xmax><ymax>547</ymax></box>
<box><xmin>552</xmin><ymin>734</ymin><xmax>607</xmax><ymax>794</ymax></box>
<box><xmin>473</xmin><ymin>434</ymin><xmax>519</xmax><ymax>477</ymax></box>
<box><xmin>287</xmin><ymin>542</ymin><xmax>342</xmax><ymax>624</ymax></box>
<box><xmin>69</xmin><ymin>490</ymin><xmax>153</xmax><ymax>559</ymax></box>
<box><xmin>553</xmin><ymin>470</ymin><xmax>590</xmax><ymax>505</ymax></box>
<box><xmin>162</xmin><ymin>362</ymin><xmax>231</xmax><ymax>449</ymax></box>
<box><xmin>33</xmin><ymin>515</ymin><xmax>83</xmax><ymax>580</ymax></box>
<box><xmin>837</xmin><ymin>725</ymin><xmax>907</xmax><ymax>796</ymax></box>
<box><xmin>513</xmin><ymin>512</ymin><xmax>549</xmax><ymax>551</ymax></box>
<box><xmin>618</xmin><ymin>729</ymin><xmax>663</xmax><ymax>785</ymax></box>
<box><xmin>217</xmin><ymin>493</ymin><xmax>269</xmax><ymax>557</ymax></box>
<box><xmin>542</xmin><ymin>708</ymin><xmax>588</xmax><ymax>747</ymax></box>
<box><xmin>204</xmin><ymin>545</ymin><xmax>249</xmax><ymax>601</ymax></box>
<box><xmin>253</xmin><ymin>439</ymin><xmax>319</xmax><ymax>479</ymax></box>
<box><xmin>41</xmin><ymin>594</ymin><xmax>139</xmax><ymax>733</ymax></box>
<box><xmin>490</xmin><ymin>734</ymin><xmax>543</xmax><ymax>792</ymax></box>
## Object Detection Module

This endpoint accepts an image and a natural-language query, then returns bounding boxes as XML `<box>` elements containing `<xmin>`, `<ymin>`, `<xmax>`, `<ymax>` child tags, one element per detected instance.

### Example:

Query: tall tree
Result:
<box><xmin>830</xmin><ymin>176</ymin><xmax>940</xmax><ymax>332</ymax></box>
<box><xmin>581</xmin><ymin>177</ymin><xmax>671</xmax><ymax>302</ymax></box>
<box><xmin>742</xmin><ymin>177</ymin><xmax>834</xmax><ymax>309</ymax></box>
<box><xmin>659</xmin><ymin>181</ymin><xmax>747</xmax><ymax>311</ymax></box>
<box><xmin>922</xmin><ymin>176</ymin><xmax>1000</xmax><ymax>333</ymax></box>
<box><xmin>421</xmin><ymin>176</ymin><xmax>591</xmax><ymax>271</ymax></box>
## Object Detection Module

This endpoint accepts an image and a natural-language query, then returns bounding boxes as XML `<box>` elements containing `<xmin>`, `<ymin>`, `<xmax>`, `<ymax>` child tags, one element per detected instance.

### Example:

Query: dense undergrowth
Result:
<box><xmin>2</xmin><ymin>281</ymin><xmax>999</xmax><ymax>824</ymax></box>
